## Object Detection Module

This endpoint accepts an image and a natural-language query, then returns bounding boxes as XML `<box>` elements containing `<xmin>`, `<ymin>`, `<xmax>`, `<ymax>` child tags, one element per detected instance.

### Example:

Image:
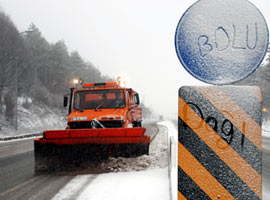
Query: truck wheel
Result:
<box><xmin>144</xmin><ymin>143</ymin><xmax>150</xmax><ymax>155</ymax></box>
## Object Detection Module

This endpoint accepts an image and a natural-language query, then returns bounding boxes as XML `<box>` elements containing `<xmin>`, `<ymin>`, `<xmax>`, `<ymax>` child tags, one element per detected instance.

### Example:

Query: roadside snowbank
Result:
<box><xmin>77</xmin><ymin>168</ymin><xmax>169</xmax><ymax>200</ymax></box>
<box><xmin>263</xmin><ymin>120</ymin><xmax>270</xmax><ymax>138</ymax></box>
<box><xmin>52</xmin><ymin>168</ymin><xmax>169</xmax><ymax>200</ymax></box>
<box><xmin>0</xmin><ymin>103</ymin><xmax>66</xmax><ymax>138</ymax></box>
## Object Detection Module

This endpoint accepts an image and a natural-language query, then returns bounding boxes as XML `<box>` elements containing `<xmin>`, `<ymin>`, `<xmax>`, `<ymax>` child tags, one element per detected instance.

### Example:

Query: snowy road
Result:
<box><xmin>0</xmin><ymin>122</ymin><xmax>170</xmax><ymax>200</ymax></box>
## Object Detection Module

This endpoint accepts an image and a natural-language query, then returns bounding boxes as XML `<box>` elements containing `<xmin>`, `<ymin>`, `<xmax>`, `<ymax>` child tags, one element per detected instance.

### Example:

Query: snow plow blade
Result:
<box><xmin>34</xmin><ymin>127</ymin><xmax>150</xmax><ymax>173</ymax></box>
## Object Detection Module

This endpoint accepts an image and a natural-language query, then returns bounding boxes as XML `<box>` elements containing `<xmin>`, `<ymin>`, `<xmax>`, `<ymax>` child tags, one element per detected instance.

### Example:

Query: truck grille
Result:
<box><xmin>69</xmin><ymin>120</ymin><xmax>123</xmax><ymax>129</ymax></box>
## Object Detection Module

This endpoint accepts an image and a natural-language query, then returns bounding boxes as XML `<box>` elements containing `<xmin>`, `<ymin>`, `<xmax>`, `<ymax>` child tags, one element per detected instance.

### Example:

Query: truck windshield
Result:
<box><xmin>73</xmin><ymin>89</ymin><xmax>126</xmax><ymax>110</ymax></box>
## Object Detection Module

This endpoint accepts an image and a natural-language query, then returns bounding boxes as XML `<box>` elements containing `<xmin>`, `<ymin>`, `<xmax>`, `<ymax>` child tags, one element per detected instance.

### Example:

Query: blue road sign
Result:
<box><xmin>175</xmin><ymin>0</ymin><xmax>269</xmax><ymax>85</ymax></box>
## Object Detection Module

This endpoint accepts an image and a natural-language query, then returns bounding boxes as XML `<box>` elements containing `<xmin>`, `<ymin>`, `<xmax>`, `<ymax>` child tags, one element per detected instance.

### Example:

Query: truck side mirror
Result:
<box><xmin>63</xmin><ymin>96</ymin><xmax>68</xmax><ymax>107</ymax></box>
<box><xmin>135</xmin><ymin>93</ymin><xmax>140</xmax><ymax>105</ymax></box>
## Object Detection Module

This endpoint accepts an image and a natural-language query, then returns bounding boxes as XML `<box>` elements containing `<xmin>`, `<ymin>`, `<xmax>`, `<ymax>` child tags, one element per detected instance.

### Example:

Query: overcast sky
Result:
<box><xmin>0</xmin><ymin>0</ymin><xmax>269</xmax><ymax>118</ymax></box>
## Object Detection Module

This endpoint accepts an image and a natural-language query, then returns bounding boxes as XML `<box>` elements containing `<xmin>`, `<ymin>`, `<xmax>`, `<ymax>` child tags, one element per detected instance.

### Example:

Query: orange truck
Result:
<box><xmin>34</xmin><ymin>81</ymin><xmax>150</xmax><ymax>172</ymax></box>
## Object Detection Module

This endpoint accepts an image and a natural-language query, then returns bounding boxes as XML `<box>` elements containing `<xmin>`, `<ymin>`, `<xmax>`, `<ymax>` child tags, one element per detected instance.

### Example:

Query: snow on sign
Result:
<box><xmin>178</xmin><ymin>86</ymin><xmax>262</xmax><ymax>199</ymax></box>
<box><xmin>175</xmin><ymin>0</ymin><xmax>269</xmax><ymax>85</ymax></box>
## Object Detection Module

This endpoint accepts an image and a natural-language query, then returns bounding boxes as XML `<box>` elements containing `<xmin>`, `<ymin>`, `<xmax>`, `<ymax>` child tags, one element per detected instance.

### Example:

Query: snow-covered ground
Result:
<box><xmin>0</xmin><ymin>103</ymin><xmax>66</xmax><ymax>138</ymax></box>
<box><xmin>52</xmin><ymin>123</ymin><xmax>170</xmax><ymax>200</ymax></box>
<box><xmin>263</xmin><ymin>120</ymin><xmax>270</xmax><ymax>138</ymax></box>
<box><xmin>77</xmin><ymin>168</ymin><xmax>169</xmax><ymax>200</ymax></box>
<box><xmin>52</xmin><ymin>168</ymin><xmax>169</xmax><ymax>200</ymax></box>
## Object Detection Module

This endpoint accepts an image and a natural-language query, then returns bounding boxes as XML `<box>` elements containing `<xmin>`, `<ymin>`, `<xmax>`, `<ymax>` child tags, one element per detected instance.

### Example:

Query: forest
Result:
<box><xmin>0</xmin><ymin>11</ymin><xmax>151</xmax><ymax>129</ymax></box>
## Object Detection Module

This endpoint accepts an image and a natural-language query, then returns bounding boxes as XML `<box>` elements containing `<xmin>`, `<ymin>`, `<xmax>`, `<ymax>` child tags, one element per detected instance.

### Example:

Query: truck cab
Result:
<box><xmin>64</xmin><ymin>82</ymin><xmax>142</xmax><ymax>129</ymax></box>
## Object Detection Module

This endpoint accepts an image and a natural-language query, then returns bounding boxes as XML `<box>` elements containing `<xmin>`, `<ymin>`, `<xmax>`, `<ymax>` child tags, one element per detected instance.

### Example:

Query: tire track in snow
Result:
<box><xmin>51</xmin><ymin>175</ymin><xmax>97</xmax><ymax>200</ymax></box>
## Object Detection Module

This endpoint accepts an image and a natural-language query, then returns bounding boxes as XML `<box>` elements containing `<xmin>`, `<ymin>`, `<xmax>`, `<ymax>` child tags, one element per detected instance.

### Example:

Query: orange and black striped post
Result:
<box><xmin>178</xmin><ymin>86</ymin><xmax>262</xmax><ymax>200</ymax></box>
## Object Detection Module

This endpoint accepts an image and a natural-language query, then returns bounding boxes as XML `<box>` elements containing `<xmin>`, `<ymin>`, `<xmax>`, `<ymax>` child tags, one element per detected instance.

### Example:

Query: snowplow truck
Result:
<box><xmin>34</xmin><ymin>82</ymin><xmax>150</xmax><ymax>173</ymax></box>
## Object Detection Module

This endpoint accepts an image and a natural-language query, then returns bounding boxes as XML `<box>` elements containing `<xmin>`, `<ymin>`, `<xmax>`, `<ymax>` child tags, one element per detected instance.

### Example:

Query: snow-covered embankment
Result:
<box><xmin>0</xmin><ymin>101</ymin><xmax>66</xmax><ymax>138</ymax></box>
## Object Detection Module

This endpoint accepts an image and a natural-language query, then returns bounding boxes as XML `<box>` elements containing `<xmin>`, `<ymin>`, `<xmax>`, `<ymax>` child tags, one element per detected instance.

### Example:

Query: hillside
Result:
<box><xmin>0</xmin><ymin>97</ymin><xmax>66</xmax><ymax>137</ymax></box>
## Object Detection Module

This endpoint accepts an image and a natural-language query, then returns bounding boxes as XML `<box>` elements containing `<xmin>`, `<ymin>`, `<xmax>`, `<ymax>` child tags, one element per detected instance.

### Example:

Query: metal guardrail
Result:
<box><xmin>0</xmin><ymin>133</ymin><xmax>42</xmax><ymax>141</ymax></box>
<box><xmin>169</xmin><ymin>136</ymin><xmax>177</xmax><ymax>200</ymax></box>
<box><xmin>0</xmin><ymin>123</ymin><xmax>161</xmax><ymax>142</ymax></box>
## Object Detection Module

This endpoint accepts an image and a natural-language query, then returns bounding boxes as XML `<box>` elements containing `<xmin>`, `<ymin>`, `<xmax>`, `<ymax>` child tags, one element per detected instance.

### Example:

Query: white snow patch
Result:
<box><xmin>18</xmin><ymin>96</ymin><xmax>32</xmax><ymax>105</ymax></box>
<box><xmin>262</xmin><ymin>120</ymin><xmax>270</xmax><ymax>138</ymax></box>
<box><xmin>77</xmin><ymin>168</ymin><xmax>169</xmax><ymax>200</ymax></box>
